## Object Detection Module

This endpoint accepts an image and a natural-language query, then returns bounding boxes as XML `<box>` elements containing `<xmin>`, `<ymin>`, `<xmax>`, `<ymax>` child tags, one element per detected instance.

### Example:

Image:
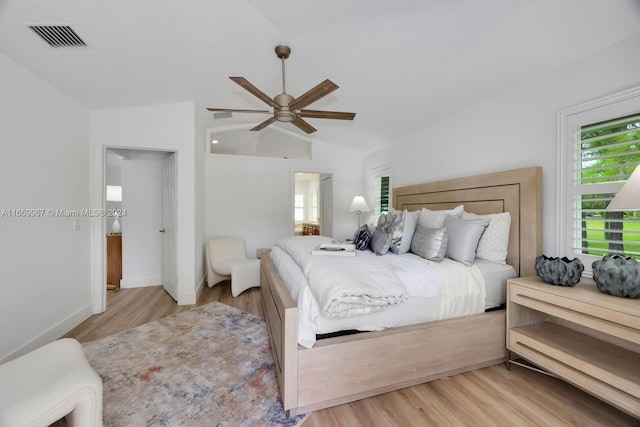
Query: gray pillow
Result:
<box><xmin>370</xmin><ymin>230</ymin><xmax>392</xmax><ymax>255</ymax></box>
<box><xmin>444</xmin><ymin>215</ymin><xmax>490</xmax><ymax>266</ymax></box>
<box><xmin>410</xmin><ymin>225</ymin><xmax>448</xmax><ymax>261</ymax></box>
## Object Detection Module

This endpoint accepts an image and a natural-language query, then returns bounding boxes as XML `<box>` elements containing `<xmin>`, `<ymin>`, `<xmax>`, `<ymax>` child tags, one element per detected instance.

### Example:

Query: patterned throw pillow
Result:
<box><xmin>376</xmin><ymin>211</ymin><xmax>404</xmax><ymax>234</ymax></box>
<box><xmin>462</xmin><ymin>211</ymin><xmax>511</xmax><ymax>264</ymax></box>
<box><xmin>390</xmin><ymin>209</ymin><xmax>417</xmax><ymax>254</ymax></box>
<box><xmin>370</xmin><ymin>229</ymin><xmax>392</xmax><ymax>255</ymax></box>
<box><xmin>352</xmin><ymin>225</ymin><xmax>371</xmax><ymax>251</ymax></box>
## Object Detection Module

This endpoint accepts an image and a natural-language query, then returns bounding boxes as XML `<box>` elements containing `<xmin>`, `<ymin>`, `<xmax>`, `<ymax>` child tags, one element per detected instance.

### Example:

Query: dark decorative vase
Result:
<box><xmin>592</xmin><ymin>254</ymin><xmax>640</xmax><ymax>298</ymax></box>
<box><xmin>535</xmin><ymin>255</ymin><xmax>584</xmax><ymax>287</ymax></box>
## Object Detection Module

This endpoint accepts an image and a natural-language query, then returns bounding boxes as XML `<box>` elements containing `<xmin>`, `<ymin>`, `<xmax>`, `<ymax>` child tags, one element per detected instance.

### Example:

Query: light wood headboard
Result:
<box><xmin>393</xmin><ymin>166</ymin><xmax>542</xmax><ymax>276</ymax></box>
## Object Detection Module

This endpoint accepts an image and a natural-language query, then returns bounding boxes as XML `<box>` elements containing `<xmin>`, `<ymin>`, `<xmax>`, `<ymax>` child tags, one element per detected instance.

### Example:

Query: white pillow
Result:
<box><xmin>418</xmin><ymin>205</ymin><xmax>464</xmax><ymax>229</ymax></box>
<box><xmin>462</xmin><ymin>211</ymin><xmax>511</xmax><ymax>264</ymax></box>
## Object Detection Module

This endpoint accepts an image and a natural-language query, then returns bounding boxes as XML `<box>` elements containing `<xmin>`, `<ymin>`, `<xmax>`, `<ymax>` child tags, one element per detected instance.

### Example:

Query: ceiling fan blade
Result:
<box><xmin>289</xmin><ymin>79</ymin><xmax>339</xmax><ymax>110</ymax></box>
<box><xmin>299</xmin><ymin>109</ymin><xmax>356</xmax><ymax>120</ymax></box>
<box><xmin>207</xmin><ymin>108</ymin><xmax>271</xmax><ymax>114</ymax></box>
<box><xmin>291</xmin><ymin>117</ymin><xmax>317</xmax><ymax>134</ymax></box>
<box><xmin>250</xmin><ymin>116</ymin><xmax>278</xmax><ymax>131</ymax></box>
<box><xmin>229</xmin><ymin>77</ymin><xmax>279</xmax><ymax>109</ymax></box>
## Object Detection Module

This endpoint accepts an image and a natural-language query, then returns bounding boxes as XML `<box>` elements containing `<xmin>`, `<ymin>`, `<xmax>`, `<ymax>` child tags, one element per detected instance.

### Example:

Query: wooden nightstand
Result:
<box><xmin>107</xmin><ymin>234</ymin><xmax>122</xmax><ymax>291</ymax></box>
<box><xmin>506</xmin><ymin>276</ymin><xmax>640</xmax><ymax>418</ymax></box>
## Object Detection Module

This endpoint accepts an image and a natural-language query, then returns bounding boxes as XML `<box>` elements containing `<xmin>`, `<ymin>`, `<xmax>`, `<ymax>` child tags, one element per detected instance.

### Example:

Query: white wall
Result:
<box><xmin>364</xmin><ymin>33</ymin><xmax>640</xmax><ymax>259</ymax></box>
<box><xmin>90</xmin><ymin>102</ymin><xmax>199</xmax><ymax>305</ymax></box>
<box><xmin>0</xmin><ymin>52</ymin><xmax>91</xmax><ymax>361</ymax></box>
<box><xmin>105</xmin><ymin>149</ymin><xmax>124</xmax><ymax>233</ymax></box>
<box><xmin>121</xmin><ymin>159</ymin><xmax>164</xmax><ymax>287</ymax></box>
<box><xmin>205</xmin><ymin>140</ymin><xmax>364</xmax><ymax>259</ymax></box>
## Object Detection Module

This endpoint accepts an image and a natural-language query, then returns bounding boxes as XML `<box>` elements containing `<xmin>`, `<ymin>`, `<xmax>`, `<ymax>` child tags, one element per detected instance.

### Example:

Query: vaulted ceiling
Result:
<box><xmin>1</xmin><ymin>0</ymin><xmax>639</xmax><ymax>153</ymax></box>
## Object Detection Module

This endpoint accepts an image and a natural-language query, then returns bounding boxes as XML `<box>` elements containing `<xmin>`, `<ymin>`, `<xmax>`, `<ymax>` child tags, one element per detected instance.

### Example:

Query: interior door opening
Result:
<box><xmin>104</xmin><ymin>148</ymin><xmax>178</xmax><ymax>309</ymax></box>
<box><xmin>294</xmin><ymin>172</ymin><xmax>332</xmax><ymax>237</ymax></box>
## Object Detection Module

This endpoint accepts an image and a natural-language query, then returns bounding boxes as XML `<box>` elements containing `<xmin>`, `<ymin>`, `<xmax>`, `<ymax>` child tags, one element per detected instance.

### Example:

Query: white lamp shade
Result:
<box><xmin>349</xmin><ymin>196</ymin><xmax>370</xmax><ymax>212</ymax></box>
<box><xmin>106</xmin><ymin>185</ymin><xmax>122</xmax><ymax>202</ymax></box>
<box><xmin>608</xmin><ymin>164</ymin><xmax>640</xmax><ymax>211</ymax></box>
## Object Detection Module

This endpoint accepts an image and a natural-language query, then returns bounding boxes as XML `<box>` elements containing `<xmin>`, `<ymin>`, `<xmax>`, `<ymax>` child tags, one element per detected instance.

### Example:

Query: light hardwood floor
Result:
<box><xmin>63</xmin><ymin>284</ymin><xmax>638</xmax><ymax>426</ymax></box>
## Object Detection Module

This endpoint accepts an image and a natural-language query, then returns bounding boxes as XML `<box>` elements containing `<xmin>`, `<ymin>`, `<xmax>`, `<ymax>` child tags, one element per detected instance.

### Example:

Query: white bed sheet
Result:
<box><xmin>270</xmin><ymin>236</ymin><xmax>511</xmax><ymax>348</ymax></box>
<box><xmin>473</xmin><ymin>258</ymin><xmax>516</xmax><ymax>309</ymax></box>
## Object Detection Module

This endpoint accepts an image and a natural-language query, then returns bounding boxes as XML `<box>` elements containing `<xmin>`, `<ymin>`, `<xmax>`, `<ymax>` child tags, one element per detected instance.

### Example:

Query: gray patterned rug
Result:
<box><xmin>82</xmin><ymin>302</ymin><xmax>308</xmax><ymax>426</ymax></box>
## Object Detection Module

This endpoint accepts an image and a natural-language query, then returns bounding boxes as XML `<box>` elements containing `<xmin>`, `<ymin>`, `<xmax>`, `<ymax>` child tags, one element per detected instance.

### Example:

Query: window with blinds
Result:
<box><xmin>311</xmin><ymin>192</ymin><xmax>318</xmax><ymax>222</ymax></box>
<box><xmin>574</xmin><ymin>113</ymin><xmax>640</xmax><ymax>258</ymax></box>
<box><xmin>371</xmin><ymin>164</ymin><xmax>392</xmax><ymax>225</ymax></box>
<box><xmin>374</xmin><ymin>176</ymin><xmax>390</xmax><ymax>216</ymax></box>
<box><xmin>294</xmin><ymin>194</ymin><xmax>304</xmax><ymax>222</ymax></box>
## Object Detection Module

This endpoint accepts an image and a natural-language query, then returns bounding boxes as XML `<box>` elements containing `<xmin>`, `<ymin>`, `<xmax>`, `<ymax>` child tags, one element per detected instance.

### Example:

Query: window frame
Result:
<box><xmin>557</xmin><ymin>85</ymin><xmax>640</xmax><ymax>277</ymax></box>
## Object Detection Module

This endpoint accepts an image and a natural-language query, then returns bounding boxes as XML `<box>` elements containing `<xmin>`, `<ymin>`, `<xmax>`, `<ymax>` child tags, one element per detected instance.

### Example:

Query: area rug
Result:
<box><xmin>82</xmin><ymin>302</ymin><xmax>308</xmax><ymax>427</ymax></box>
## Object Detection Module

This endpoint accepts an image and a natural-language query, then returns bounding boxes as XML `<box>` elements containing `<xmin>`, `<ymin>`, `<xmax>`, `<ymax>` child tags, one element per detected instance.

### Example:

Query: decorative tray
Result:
<box><xmin>312</xmin><ymin>243</ymin><xmax>356</xmax><ymax>256</ymax></box>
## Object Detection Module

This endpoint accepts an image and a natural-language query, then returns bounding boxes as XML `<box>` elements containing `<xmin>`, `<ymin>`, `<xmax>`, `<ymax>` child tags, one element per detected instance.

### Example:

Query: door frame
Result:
<box><xmin>319</xmin><ymin>174</ymin><xmax>333</xmax><ymax>237</ymax></box>
<box><xmin>91</xmin><ymin>142</ymin><xmax>180</xmax><ymax>313</ymax></box>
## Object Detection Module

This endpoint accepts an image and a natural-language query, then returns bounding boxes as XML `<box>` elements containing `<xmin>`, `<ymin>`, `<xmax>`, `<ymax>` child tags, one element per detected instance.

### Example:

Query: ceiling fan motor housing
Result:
<box><xmin>274</xmin><ymin>93</ymin><xmax>295</xmax><ymax>122</ymax></box>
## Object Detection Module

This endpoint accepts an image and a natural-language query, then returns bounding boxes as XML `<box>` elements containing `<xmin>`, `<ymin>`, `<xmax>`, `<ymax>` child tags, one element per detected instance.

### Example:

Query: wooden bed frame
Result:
<box><xmin>258</xmin><ymin>166</ymin><xmax>542</xmax><ymax>415</ymax></box>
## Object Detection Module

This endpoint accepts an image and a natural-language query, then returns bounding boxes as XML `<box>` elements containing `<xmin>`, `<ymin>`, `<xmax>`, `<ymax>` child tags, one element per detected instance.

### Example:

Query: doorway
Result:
<box><xmin>294</xmin><ymin>172</ymin><xmax>333</xmax><ymax>237</ymax></box>
<box><xmin>104</xmin><ymin>148</ymin><xmax>178</xmax><ymax>305</ymax></box>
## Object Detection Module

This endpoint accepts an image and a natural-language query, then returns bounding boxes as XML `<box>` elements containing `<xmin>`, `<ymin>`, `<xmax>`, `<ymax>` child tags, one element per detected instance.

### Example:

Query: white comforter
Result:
<box><xmin>272</xmin><ymin>236</ymin><xmax>488</xmax><ymax>348</ymax></box>
<box><xmin>277</xmin><ymin>236</ymin><xmax>408</xmax><ymax>318</ymax></box>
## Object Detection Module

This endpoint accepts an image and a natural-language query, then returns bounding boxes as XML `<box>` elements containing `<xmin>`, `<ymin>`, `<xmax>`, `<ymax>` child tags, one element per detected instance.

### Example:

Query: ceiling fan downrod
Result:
<box><xmin>274</xmin><ymin>45</ymin><xmax>295</xmax><ymax>122</ymax></box>
<box><xmin>275</xmin><ymin>45</ymin><xmax>291</xmax><ymax>95</ymax></box>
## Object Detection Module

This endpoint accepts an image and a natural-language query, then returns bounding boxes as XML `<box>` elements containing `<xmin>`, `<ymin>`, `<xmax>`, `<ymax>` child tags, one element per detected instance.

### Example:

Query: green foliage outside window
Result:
<box><xmin>579</xmin><ymin>113</ymin><xmax>640</xmax><ymax>257</ymax></box>
<box><xmin>380</xmin><ymin>176</ymin><xmax>389</xmax><ymax>214</ymax></box>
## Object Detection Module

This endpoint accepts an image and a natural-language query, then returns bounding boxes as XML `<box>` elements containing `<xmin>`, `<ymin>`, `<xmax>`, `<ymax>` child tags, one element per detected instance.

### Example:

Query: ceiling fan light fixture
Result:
<box><xmin>276</xmin><ymin>111</ymin><xmax>296</xmax><ymax>122</ymax></box>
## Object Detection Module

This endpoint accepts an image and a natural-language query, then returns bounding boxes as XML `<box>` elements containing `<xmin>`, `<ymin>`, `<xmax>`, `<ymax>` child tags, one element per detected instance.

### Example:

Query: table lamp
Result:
<box><xmin>607</xmin><ymin>164</ymin><xmax>640</xmax><ymax>211</ymax></box>
<box><xmin>349</xmin><ymin>195</ymin><xmax>370</xmax><ymax>228</ymax></box>
<box><xmin>106</xmin><ymin>185</ymin><xmax>122</xmax><ymax>233</ymax></box>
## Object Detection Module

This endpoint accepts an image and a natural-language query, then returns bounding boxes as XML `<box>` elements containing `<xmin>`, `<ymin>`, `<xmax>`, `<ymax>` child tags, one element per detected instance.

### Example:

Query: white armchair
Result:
<box><xmin>0</xmin><ymin>338</ymin><xmax>103</xmax><ymax>427</ymax></box>
<box><xmin>206</xmin><ymin>238</ymin><xmax>260</xmax><ymax>297</ymax></box>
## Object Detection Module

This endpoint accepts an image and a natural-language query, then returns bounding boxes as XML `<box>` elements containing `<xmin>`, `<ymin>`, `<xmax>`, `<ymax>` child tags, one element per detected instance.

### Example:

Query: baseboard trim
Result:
<box><xmin>120</xmin><ymin>275</ymin><xmax>162</xmax><ymax>288</ymax></box>
<box><xmin>178</xmin><ymin>274</ymin><xmax>206</xmax><ymax>306</ymax></box>
<box><xmin>0</xmin><ymin>303</ymin><xmax>93</xmax><ymax>364</ymax></box>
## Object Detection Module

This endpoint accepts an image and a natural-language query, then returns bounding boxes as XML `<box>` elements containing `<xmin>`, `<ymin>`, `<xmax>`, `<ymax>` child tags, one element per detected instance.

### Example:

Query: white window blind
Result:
<box><xmin>294</xmin><ymin>194</ymin><xmax>304</xmax><ymax>221</ymax></box>
<box><xmin>574</xmin><ymin>113</ymin><xmax>640</xmax><ymax>259</ymax></box>
<box><xmin>311</xmin><ymin>192</ymin><xmax>318</xmax><ymax>222</ymax></box>
<box><xmin>372</xmin><ymin>165</ymin><xmax>392</xmax><ymax>224</ymax></box>
<box><xmin>559</xmin><ymin>86</ymin><xmax>640</xmax><ymax>276</ymax></box>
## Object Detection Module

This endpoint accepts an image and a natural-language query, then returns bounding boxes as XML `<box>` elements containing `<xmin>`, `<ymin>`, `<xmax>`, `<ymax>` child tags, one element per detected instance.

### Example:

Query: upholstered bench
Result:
<box><xmin>0</xmin><ymin>338</ymin><xmax>103</xmax><ymax>427</ymax></box>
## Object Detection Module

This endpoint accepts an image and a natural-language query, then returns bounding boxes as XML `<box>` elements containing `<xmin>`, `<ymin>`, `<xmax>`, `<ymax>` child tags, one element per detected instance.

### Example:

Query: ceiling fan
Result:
<box><xmin>207</xmin><ymin>45</ymin><xmax>356</xmax><ymax>134</ymax></box>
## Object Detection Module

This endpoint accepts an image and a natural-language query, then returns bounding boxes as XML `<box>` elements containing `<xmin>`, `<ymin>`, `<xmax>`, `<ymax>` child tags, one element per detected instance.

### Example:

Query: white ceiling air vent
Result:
<box><xmin>27</xmin><ymin>25</ymin><xmax>86</xmax><ymax>48</ymax></box>
<box><xmin>213</xmin><ymin>111</ymin><xmax>232</xmax><ymax>120</ymax></box>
